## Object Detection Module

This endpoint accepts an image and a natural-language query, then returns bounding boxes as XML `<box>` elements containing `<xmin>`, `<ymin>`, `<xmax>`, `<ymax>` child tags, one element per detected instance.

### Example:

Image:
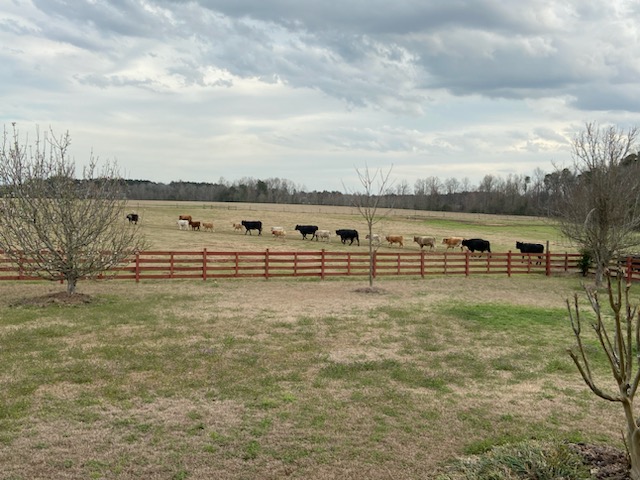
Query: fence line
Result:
<box><xmin>3</xmin><ymin>249</ymin><xmax>639</xmax><ymax>283</ymax></box>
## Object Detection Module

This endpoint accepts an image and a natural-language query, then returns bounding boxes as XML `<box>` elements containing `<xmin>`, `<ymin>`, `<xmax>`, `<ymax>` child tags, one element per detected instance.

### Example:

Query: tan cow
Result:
<box><xmin>385</xmin><ymin>235</ymin><xmax>404</xmax><ymax>247</ymax></box>
<box><xmin>442</xmin><ymin>237</ymin><xmax>464</xmax><ymax>251</ymax></box>
<box><xmin>202</xmin><ymin>222</ymin><xmax>214</xmax><ymax>232</ymax></box>
<box><xmin>232</xmin><ymin>222</ymin><xmax>243</xmax><ymax>231</ymax></box>
<box><xmin>414</xmin><ymin>236</ymin><xmax>435</xmax><ymax>250</ymax></box>
<box><xmin>272</xmin><ymin>229</ymin><xmax>286</xmax><ymax>239</ymax></box>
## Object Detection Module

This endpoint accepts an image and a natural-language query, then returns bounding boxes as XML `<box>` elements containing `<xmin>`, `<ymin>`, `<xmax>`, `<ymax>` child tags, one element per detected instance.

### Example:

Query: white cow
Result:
<box><xmin>314</xmin><ymin>230</ymin><xmax>331</xmax><ymax>242</ymax></box>
<box><xmin>365</xmin><ymin>233</ymin><xmax>381</xmax><ymax>245</ymax></box>
<box><xmin>177</xmin><ymin>219</ymin><xmax>189</xmax><ymax>230</ymax></box>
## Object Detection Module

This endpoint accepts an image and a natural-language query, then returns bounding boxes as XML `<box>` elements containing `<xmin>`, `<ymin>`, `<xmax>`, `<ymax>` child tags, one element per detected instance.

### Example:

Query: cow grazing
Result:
<box><xmin>315</xmin><ymin>230</ymin><xmax>331</xmax><ymax>242</ymax></box>
<box><xmin>462</xmin><ymin>238</ymin><xmax>491</xmax><ymax>253</ymax></box>
<box><xmin>365</xmin><ymin>233</ymin><xmax>381</xmax><ymax>245</ymax></box>
<box><xmin>233</xmin><ymin>222</ymin><xmax>243</xmax><ymax>231</ymax></box>
<box><xmin>336</xmin><ymin>229</ymin><xmax>360</xmax><ymax>246</ymax></box>
<box><xmin>177</xmin><ymin>219</ymin><xmax>189</xmax><ymax>230</ymax></box>
<box><xmin>414</xmin><ymin>236</ymin><xmax>435</xmax><ymax>250</ymax></box>
<box><xmin>179</xmin><ymin>215</ymin><xmax>192</xmax><ymax>222</ymax></box>
<box><xmin>386</xmin><ymin>235</ymin><xmax>404</xmax><ymax>247</ymax></box>
<box><xmin>516</xmin><ymin>241</ymin><xmax>544</xmax><ymax>264</ymax></box>
<box><xmin>242</xmin><ymin>220</ymin><xmax>263</xmax><ymax>235</ymax></box>
<box><xmin>126</xmin><ymin>213</ymin><xmax>139</xmax><ymax>224</ymax></box>
<box><xmin>295</xmin><ymin>225</ymin><xmax>319</xmax><ymax>240</ymax></box>
<box><xmin>202</xmin><ymin>222</ymin><xmax>214</xmax><ymax>232</ymax></box>
<box><xmin>189</xmin><ymin>220</ymin><xmax>201</xmax><ymax>231</ymax></box>
<box><xmin>442</xmin><ymin>237</ymin><xmax>464</xmax><ymax>251</ymax></box>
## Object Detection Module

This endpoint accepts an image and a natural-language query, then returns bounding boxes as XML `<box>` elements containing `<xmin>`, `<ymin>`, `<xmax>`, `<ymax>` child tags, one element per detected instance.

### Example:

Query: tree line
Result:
<box><xmin>124</xmin><ymin>165</ymin><xmax>633</xmax><ymax>217</ymax></box>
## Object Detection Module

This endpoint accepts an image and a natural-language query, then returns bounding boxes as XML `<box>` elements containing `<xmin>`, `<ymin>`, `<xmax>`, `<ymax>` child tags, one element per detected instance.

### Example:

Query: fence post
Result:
<box><xmin>545</xmin><ymin>244</ymin><xmax>551</xmax><ymax>276</ymax></box>
<box><xmin>170</xmin><ymin>252</ymin><xmax>175</xmax><ymax>278</ymax></box>
<box><xmin>202</xmin><ymin>248</ymin><xmax>207</xmax><ymax>281</ymax></box>
<box><xmin>321</xmin><ymin>249</ymin><xmax>325</xmax><ymax>280</ymax></box>
<box><xmin>420</xmin><ymin>250</ymin><xmax>425</xmax><ymax>278</ymax></box>
<box><xmin>347</xmin><ymin>253</ymin><xmax>351</xmax><ymax>276</ymax></box>
<box><xmin>507</xmin><ymin>250</ymin><xmax>512</xmax><ymax>277</ymax></box>
<box><xmin>627</xmin><ymin>256</ymin><xmax>633</xmax><ymax>283</ymax></box>
<box><xmin>294</xmin><ymin>252</ymin><xmax>298</xmax><ymax>277</ymax></box>
<box><xmin>465</xmin><ymin>251</ymin><xmax>470</xmax><ymax>277</ymax></box>
<box><xmin>135</xmin><ymin>252</ymin><xmax>140</xmax><ymax>283</ymax></box>
<box><xmin>234</xmin><ymin>252</ymin><xmax>239</xmax><ymax>277</ymax></box>
<box><xmin>265</xmin><ymin>248</ymin><xmax>270</xmax><ymax>280</ymax></box>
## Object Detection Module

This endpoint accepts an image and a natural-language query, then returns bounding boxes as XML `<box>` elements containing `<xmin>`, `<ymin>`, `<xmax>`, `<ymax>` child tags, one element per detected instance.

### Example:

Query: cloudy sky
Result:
<box><xmin>2</xmin><ymin>1</ymin><xmax>640</xmax><ymax>192</ymax></box>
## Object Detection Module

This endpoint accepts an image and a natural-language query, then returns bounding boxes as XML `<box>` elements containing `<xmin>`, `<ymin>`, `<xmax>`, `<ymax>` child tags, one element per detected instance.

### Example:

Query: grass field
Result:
<box><xmin>1</xmin><ymin>274</ymin><xmax>635</xmax><ymax>478</ymax></box>
<box><xmin>2</xmin><ymin>202</ymin><xmax>630</xmax><ymax>479</ymax></box>
<box><xmin>124</xmin><ymin>200</ymin><xmax>572</xmax><ymax>254</ymax></box>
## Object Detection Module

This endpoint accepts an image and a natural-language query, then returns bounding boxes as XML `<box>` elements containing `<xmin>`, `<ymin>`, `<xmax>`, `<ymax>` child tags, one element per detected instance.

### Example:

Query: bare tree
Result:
<box><xmin>345</xmin><ymin>165</ymin><xmax>394</xmax><ymax>288</ymax></box>
<box><xmin>0</xmin><ymin>124</ymin><xmax>147</xmax><ymax>294</ymax></box>
<box><xmin>567</xmin><ymin>271</ymin><xmax>640</xmax><ymax>479</ymax></box>
<box><xmin>554</xmin><ymin>122</ymin><xmax>640</xmax><ymax>286</ymax></box>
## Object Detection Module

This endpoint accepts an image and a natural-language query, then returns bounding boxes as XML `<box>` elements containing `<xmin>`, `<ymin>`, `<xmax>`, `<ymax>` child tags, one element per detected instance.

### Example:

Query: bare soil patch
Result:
<box><xmin>571</xmin><ymin>443</ymin><xmax>629</xmax><ymax>479</ymax></box>
<box><xmin>10</xmin><ymin>291</ymin><xmax>93</xmax><ymax>307</ymax></box>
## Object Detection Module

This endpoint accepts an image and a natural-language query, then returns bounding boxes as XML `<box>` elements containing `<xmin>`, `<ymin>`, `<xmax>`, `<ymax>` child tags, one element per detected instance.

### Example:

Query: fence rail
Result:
<box><xmin>2</xmin><ymin>249</ymin><xmax>639</xmax><ymax>283</ymax></box>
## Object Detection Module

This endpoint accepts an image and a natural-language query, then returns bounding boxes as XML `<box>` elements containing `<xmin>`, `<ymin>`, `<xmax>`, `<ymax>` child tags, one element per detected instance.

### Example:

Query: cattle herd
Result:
<box><xmin>125</xmin><ymin>211</ymin><xmax>546</xmax><ymax>257</ymax></box>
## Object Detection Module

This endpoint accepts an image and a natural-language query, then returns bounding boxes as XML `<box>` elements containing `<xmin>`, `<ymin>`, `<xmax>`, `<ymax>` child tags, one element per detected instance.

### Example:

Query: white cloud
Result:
<box><xmin>1</xmin><ymin>0</ymin><xmax>639</xmax><ymax>192</ymax></box>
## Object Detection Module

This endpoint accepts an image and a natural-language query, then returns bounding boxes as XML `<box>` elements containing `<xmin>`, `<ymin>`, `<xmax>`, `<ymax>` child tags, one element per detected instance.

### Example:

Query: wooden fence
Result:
<box><xmin>2</xmin><ymin>249</ymin><xmax>639</xmax><ymax>283</ymax></box>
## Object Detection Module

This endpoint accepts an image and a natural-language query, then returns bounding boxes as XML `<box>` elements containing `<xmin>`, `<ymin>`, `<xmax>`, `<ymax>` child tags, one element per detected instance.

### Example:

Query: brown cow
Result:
<box><xmin>189</xmin><ymin>220</ymin><xmax>201</xmax><ymax>231</ymax></box>
<box><xmin>232</xmin><ymin>222</ymin><xmax>243</xmax><ymax>231</ymax></box>
<box><xmin>386</xmin><ymin>235</ymin><xmax>404</xmax><ymax>247</ymax></box>
<box><xmin>442</xmin><ymin>237</ymin><xmax>463</xmax><ymax>251</ymax></box>
<box><xmin>179</xmin><ymin>214</ymin><xmax>192</xmax><ymax>222</ymax></box>
<box><xmin>202</xmin><ymin>222</ymin><xmax>214</xmax><ymax>232</ymax></box>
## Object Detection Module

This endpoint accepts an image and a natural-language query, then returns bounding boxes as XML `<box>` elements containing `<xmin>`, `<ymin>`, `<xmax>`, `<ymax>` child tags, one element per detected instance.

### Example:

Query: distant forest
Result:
<box><xmin>122</xmin><ymin>161</ymin><xmax>630</xmax><ymax>217</ymax></box>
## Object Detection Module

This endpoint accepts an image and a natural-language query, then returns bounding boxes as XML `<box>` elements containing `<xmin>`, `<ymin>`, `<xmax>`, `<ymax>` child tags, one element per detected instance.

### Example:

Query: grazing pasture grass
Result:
<box><xmin>125</xmin><ymin>200</ymin><xmax>572</xmax><ymax>254</ymax></box>
<box><xmin>0</xmin><ymin>275</ymin><xmax>629</xmax><ymax>478</ymax></box>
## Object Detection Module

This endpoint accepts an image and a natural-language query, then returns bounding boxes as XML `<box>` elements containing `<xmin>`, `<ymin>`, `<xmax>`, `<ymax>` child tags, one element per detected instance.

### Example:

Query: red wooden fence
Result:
<box><xmin>2</xmin><ymin>249</ymin><xmax>639</xmax><ymax>283</ymax></box>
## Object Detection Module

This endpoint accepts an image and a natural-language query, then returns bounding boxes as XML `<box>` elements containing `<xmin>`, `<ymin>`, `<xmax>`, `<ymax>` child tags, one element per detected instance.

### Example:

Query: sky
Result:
<box><xmin>2</xmin><ymin>1</ymin><xmax>640</xmax><ymax>193</ymax></box>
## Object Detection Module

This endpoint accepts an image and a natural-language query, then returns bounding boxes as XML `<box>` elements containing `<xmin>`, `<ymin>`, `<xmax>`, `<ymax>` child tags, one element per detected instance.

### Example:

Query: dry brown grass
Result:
<box><xmin>0</xmin><ymin>274</ymin><xmax>629</xmax><ymax>479</ymax></box>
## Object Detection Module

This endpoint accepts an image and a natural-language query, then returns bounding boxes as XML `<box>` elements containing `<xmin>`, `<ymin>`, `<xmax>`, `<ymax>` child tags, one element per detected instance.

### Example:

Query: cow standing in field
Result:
<box><xmin>295</xmin><ymin>225</ymin><xmax>319</xmax><ymax>240</ymax></box>
<box><xmin>462</xmin><ymin>238</ymin><xmax>491</xmax><ymax>254</ymax></box>
<box><xmin>414</xmin><ymin>236</ymin><xmax>435</xmax><ymax>250</ymax></box>
<box><xmin>385</xmin><ymin>235</ymin><xmax>404</xmax><ymax>247</ymax></box>
<box><xmin>315</xmin><ymin>230</ymin><xmax>331</xmax><ymax>242</ymax></box>
<box><xmin>179</xmin><ymin>215</ymin><xmax>192</xmax><ymax>222</ymax></box>
<box><xmin>516</xmin><ymin>241</ymin><xmax>544</xmax><ymax>264</ymax></box>
<box><xmin>442</xmin><ymin>237</ymin><xmax>464</xmax><ymax>251</ymax></box>
<box><xmin>202</xmin><ymin>222</ymin><xmax>214</xmax><ymax>232</ymax></box>
<box><xmin>126</xmin><ymin>213</ymin><xmax>139</xmax><ymax>224</ymax></box>
<box><xmin>233</xmin><ymin>222</ymin><xmax>243</xmax><ymax>231</ymax></box>
<box><xmin>242</xmin><ymin>220</ymin><xmax>263</xmax><ymax>235</ymax></box>
<box><xmin>365</xmin><ymin>234</ymin><xmax>381</xmax><ymax>245</ymax></box>
<box><xmin>336</xmin><ymin>229</ymin><xmax>359</xmax><ymax>246</ymax></box>
<box><xmin>189</xmin><ymin>220</ymin><xmax>201</xmax><ymax>231</ymax></box>
<box><xmin>177</xmin><ymin>219</ymin><xmax>189</xmax><ymax>230</ymax></box>
<box><xmin>272</xmin><ymin>229</ymin><xmax>286</xmax><ymax>239</ymax></box>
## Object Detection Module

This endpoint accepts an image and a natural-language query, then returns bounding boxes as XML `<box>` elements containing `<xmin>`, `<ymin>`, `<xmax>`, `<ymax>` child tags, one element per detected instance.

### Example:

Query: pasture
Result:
<box><xmin>0</xmin><ymin>275</ymin><xmax>633</xmax><ymax>479</ymax></box>
<box><xmin>3</xmin><ymin>202</ymin><xmax>629</xmax><ymax>478</ymax></box>
<box><xmin>124</xmin><ymin>200</ymin><xmax>571</xmax><ymax>254</ymax></box>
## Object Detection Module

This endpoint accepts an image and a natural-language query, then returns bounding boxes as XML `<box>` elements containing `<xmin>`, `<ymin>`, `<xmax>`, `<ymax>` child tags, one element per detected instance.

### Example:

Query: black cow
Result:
<box><xmin>336</xmin><ymin>229</ymin><xmax>360</xmax><ymax>246</ymax></box>
<box><xmin>462</xmin><ymin>238</ymin><xmax>491</xmax><ymax>253</ymax></box>
<box><xmin>516</xmin><ymin>241</ymin><xmax>544</xmax><ymax>264</ymax></box>
<box><xmin>126</xmin><ymin>213</ymin><xmax>139</xmax><ymax>224</ymax></box>
<box><xmin>241</xmin><ymin>220</ymin><xmax>262</xmax><ymax>235</ymax></box>
<box><xmin>295</xmin><ymin>225</ymin><xmax>319</xmax><ymax>240</ymax></box>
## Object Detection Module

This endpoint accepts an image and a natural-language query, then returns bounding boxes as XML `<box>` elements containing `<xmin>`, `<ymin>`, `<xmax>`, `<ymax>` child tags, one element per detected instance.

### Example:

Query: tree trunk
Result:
<box><xmin>66</xmin><ymin>276</ymin><xmax>77</xmax><ymax>295</ymax></box>
<box><xmin>628</xmin><ymin>429</ymin><xmax>640</xmax><ymax>480</ymax></box>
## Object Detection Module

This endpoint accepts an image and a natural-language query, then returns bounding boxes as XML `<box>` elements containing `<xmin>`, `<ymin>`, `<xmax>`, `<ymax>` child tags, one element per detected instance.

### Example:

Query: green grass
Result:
<box><xmin>0</xmin><ymin>277</ymin><xmax>630</xmax><ymax>478</ymax></box>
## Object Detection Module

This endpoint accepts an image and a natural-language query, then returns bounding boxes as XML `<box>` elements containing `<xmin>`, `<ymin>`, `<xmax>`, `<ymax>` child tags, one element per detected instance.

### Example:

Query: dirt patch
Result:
<box><xmin>571</xmin><ymin>443</ymin><xmax>630</xmax><ymax>479</ymax></box>
<box><xmin>10</xmin><ymin>291</ymin><xmax>93</xmax><ymax>307</ymax></box>
<box><xmin>353</xmin><ymin>286</ymin><xmax>388</xmax><ymax>295</ymax></box>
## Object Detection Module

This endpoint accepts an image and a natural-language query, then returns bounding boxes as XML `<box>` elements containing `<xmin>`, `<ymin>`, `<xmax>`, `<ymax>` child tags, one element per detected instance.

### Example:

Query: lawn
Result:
<box><xmin>0</xmin><ymin>274</ymin><xmax>631</xmax><ymax>479</ymax></box>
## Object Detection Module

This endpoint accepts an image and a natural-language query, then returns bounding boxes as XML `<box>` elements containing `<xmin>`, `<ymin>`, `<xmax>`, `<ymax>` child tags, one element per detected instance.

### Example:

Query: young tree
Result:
<box><xmin>554</xmin><ymin>122</ymin><xmax>640</xmax><ymax>286</ymax></box>
<box><xmin>567</xmin><ymin>271</ymin><xmax>640</xmax><ymax>479</ymax></box>
<box><xmin>0</xmin><ymin>124</ymin><xmax>147</xmax><ymax>294</ymax></box>
<box><xmin>346</xmin><ymin>165</ymin><xmax>394</xmax><ymax>288</ymax></box>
